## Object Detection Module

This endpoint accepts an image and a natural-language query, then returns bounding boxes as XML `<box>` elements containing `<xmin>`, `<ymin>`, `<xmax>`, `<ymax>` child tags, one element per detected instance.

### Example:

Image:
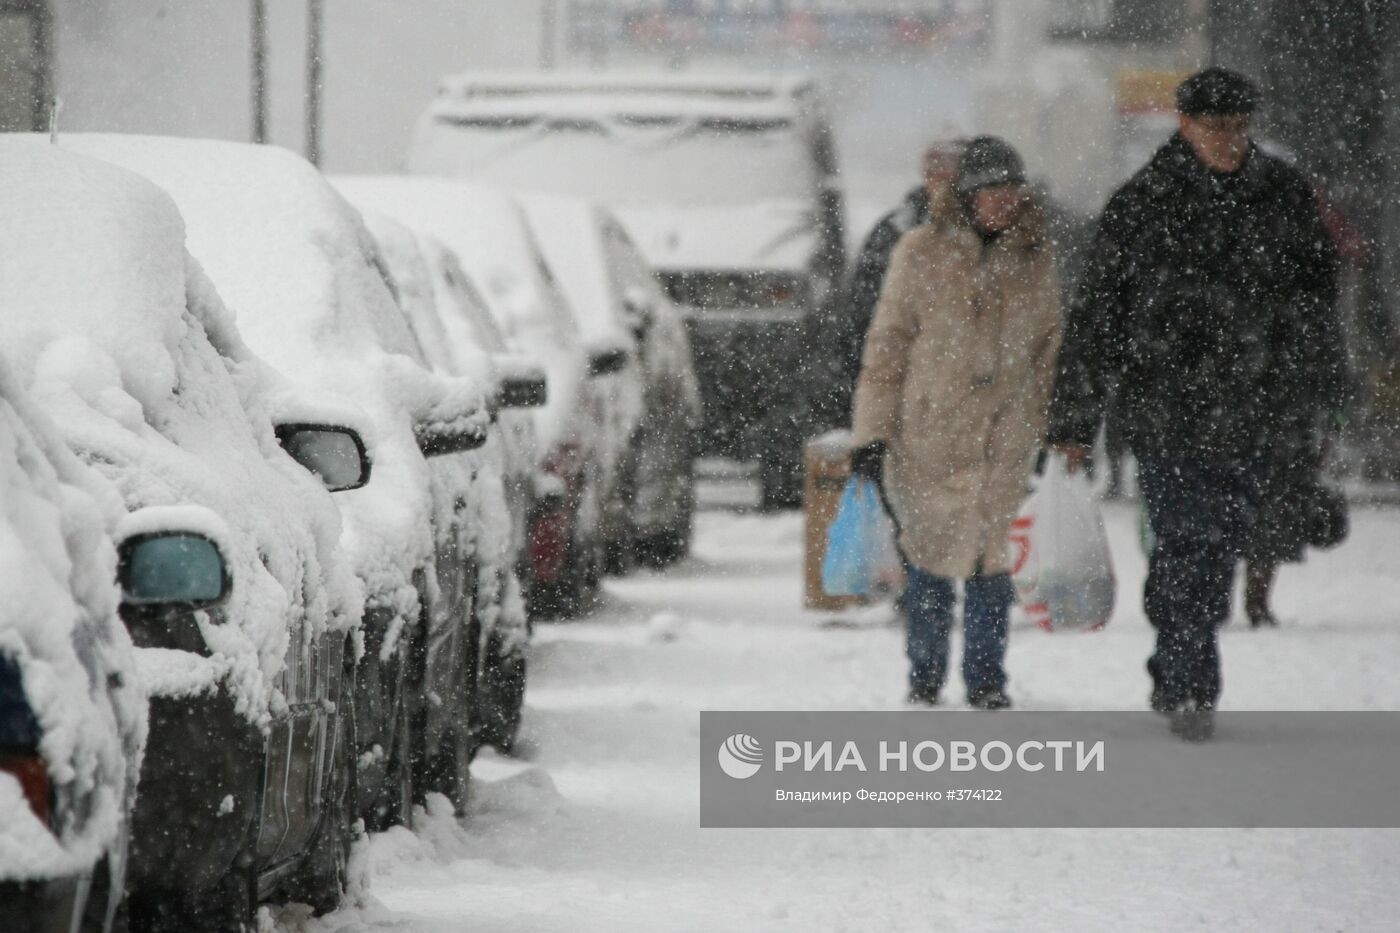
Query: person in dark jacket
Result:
<box><xmin>825</xmin><ymin>140</ymin><xmax>965</xmax><ymax>420</ymax></box>
<box><xmin>1047</xmin><ymin>68</ymin><xmax>1348</xmax><ymax>740</ymax></box>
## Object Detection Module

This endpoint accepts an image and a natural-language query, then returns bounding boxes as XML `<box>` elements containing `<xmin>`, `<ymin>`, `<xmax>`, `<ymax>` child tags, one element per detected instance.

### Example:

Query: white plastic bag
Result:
<box><xmin>1009</xmin><ymin>456</ymin><xmax>1116</xmax><ymax>631</ymax></box>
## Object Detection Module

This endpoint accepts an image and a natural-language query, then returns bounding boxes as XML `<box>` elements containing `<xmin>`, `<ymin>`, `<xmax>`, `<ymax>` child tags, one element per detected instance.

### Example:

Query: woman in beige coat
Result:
<box><xmin>849</xmin><ymin>137</ymin><xmax>1062</xmax><ymax>708</ymax></box>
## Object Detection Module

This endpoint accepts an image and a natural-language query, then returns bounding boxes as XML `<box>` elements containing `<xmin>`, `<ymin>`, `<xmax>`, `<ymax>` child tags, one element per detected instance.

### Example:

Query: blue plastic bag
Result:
<box><xmin>821</xmin><ymin>478</ymin><xmax>902</xmax><ymax>597</ymax></box>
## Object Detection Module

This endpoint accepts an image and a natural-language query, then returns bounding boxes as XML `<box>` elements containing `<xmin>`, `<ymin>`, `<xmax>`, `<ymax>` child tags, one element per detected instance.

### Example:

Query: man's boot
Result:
<box><xmin>1169</xmin><ymin>700</ymin><xmax>1215</xmax><ymax>742</ymax></box>
<box><xmin>1245</xmin><ymin>561</ymin><xmax>1279</xmax><ymax>628</ymax></box>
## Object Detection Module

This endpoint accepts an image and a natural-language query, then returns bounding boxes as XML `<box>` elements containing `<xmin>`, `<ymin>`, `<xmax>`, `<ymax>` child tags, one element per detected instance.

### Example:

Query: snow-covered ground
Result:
<box><xmin>285</xmin><ymin>489</ymin><xmax>1400</xmax><ymax>933</ymax></box>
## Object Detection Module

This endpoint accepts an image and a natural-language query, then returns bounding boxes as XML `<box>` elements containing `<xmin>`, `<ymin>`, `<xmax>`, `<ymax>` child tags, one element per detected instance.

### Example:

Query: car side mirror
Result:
<box><xmin>622</xmin><ymin>287</ymin><xmax>655</xmax><ymax>341</ymax></box>
<box><xmin>275</xmin><ymin>424</ymin><xmax>372</xmax><ymax>492</ymax></box>
<box><xmin>117</xmin><ymin>531</ymin><xmax>231</xmax><ymax>612</ymax></box>
<box><xmin>415</xmin><ymin>418</ymin><xmax>488</xmax><ymax>457</ymax></box>
<box><xmin>588</xmin><ymin>346</ymin><xmax>629</xmax><ymax>378</ymax></box>
<box><xmin>498</xmin><ymin>372</ymin><xmax>548</xmax><ymax>410</ymax></box>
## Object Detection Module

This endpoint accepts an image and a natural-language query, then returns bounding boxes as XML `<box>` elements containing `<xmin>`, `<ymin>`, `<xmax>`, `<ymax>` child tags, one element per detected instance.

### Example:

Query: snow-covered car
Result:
<box><xmin>59</xmin><ymin>135</ymin><xmax>496</xmax><ymax>825</ymax></box>
<box><xmin>350</xmin><ymin>207</ymin><xmax>541</xmax><ymax>754</ymax></box>
<box><xmin>0</xmin><ymin>359</ymin><xmax>144</xmax><ymax>933</ymax></box>
<box><xmin>517</xmin><ymin>193</ymin><xmax>704</xmax><ymax>565</ymax></box>
<box><xmin>418</xmin><ymin>235</ymin><xmax>545</xmax><ymax>550</ymax></box>
<box><xmin>2</xmin><ymin>140</ymin><xmax>363</xmax><ymax>929</ymax></box>
<box><xmin>332</xmin><ymin>176</ymin><xmax>627</xmax><ymax>617</ymax></box>
<box><xmin>406</xmin><ymin>71</ymin><xmax>846</xmax><ymax>508</ymax></box>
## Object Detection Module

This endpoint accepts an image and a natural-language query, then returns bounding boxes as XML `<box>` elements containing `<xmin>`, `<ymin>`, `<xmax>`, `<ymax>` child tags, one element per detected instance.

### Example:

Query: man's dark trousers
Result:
<box><xmin>1137</xmin><ymin>457</ymin><xmax>1267</xmax><ymax>709</ymax></box>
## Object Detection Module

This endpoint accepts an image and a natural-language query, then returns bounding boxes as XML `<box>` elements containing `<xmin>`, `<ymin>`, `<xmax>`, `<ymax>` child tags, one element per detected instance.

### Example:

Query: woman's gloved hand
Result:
<box><xmin>849</xmin><ymin>441</ymin><xmax>888</xmax><ymax>482</ymax></box>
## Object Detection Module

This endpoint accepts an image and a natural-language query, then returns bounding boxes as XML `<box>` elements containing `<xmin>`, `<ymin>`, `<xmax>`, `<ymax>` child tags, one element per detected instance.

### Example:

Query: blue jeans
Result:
<box><xmin>1137</xmin><ymin>456</ymin><xmax>1266</xmax><ymax>709</ymax></box>
<box><xmin>904</xmin><ymin>566</ymin><xmax>1014</xmax><ymax>697</ymax></box>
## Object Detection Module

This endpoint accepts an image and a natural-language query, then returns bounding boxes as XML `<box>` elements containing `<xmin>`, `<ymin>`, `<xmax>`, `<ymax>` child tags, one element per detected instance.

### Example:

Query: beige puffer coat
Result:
<box><xmin>851</xmin><ymin>197</ymin><xmax>1062</xmax><ymax>579</ymax></box>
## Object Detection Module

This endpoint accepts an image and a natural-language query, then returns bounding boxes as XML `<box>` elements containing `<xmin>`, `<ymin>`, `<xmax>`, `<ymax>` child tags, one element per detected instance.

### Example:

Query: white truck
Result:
<box><xmin>406</xmin><ymin>71</ymin><xmax>846</xmax><ymax>508</ymax></box>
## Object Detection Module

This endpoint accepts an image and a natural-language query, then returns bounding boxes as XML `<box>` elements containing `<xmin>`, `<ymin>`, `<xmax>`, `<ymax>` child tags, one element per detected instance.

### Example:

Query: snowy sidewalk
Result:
<box><xmin>291</xmin><ymin>501</ymin><xmax>1400</xmax><ymax>933</ymax></box>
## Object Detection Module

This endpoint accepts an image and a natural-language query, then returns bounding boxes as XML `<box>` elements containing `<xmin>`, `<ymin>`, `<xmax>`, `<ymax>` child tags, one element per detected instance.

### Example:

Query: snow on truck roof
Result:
<box><xmin>427</xmin><ymin>71</ymin><xmax>824</xmax><ymax>124</ymax></box>
<box><xmin>435</xmin><ymin>70</ymin><xmax>819</xmax><ymax>102</ymax></box>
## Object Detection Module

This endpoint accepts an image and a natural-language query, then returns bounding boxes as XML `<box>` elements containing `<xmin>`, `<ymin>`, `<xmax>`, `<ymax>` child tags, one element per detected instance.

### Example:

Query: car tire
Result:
<box><xmin>477</xmin><ymin>637</ymin><xmax>527</xmax><ymax>756</ymax></box>
<box><xmin>759</xmin><ymin>455</ymin><xmax>803</xmax><ymax>511</ymax></box>
<box><xmin>125</xmin><ymin>869</ymin><xmax>253</xmax><ymax>933</ymax></box>
<box><xmin>528</xmin><ymin>533</ymin><xmax>601</xmax><ymax>620</ymax></box>
<box><xmin>603</xmin><ymin>534</ymin><xmax>633</xmax><ymax>576</ymax></box>
<box><xmin>634</xmin><ymin>525</ymin><xmax>690</xmax><ymax>567</ymax></box>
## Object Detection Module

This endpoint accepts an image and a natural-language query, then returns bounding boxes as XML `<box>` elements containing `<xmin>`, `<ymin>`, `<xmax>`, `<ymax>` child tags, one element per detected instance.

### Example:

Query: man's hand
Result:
<box><xmin>1049</xmin><ymin>443</ymin><xmax>1090</xmax><ymax>474</ymax></box>
<box><xmin>849</xmin><ymin>441</ymin><xmax>888</xmax><ymax>482</ymax></box>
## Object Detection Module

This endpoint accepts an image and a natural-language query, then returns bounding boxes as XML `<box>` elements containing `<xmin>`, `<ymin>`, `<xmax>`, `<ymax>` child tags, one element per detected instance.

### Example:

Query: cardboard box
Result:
<box><xmin>803</xmin><ymin>430</ymin><xmax>866</xmax><ymax>611</ymax></box>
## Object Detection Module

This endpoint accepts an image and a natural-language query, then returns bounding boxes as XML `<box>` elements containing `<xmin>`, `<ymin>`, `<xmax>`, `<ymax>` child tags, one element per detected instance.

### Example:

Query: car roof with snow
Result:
<box><xmin>356</xmin><ymin>207</ymin><xmax>487</xmax><ymax>382</ymax></box>
<box><xmin>332</xmin><ymin>176</ymin><xmax>572</xmax><ymax>338</ymax></box>
<box><xmin>0</xmin><ymin>356</ymin><xmax>141</xmax><ymax>884</ymax></box>
<box><xmin>0</xmin><ymin>138</ymin><xmax>360</xmax><ymax>723</ymax></box>
<box><xmin>57</xmin><ymin>135</ymin><xmax>423</xmax><ymax>366</ymax></box>
<box><xmin>515</xmin><ymin>193</ymin><xmax>631</xmax><ymax>348</ymax></box>
<box><xmin>333</xmin><ymin>175</ymin><xmax>586</xmax><ymax>455</ymax></box>
<box><xmin>416</xmin><ymin>234</ymin><xmax>511</xmax><ymax>358</ymax></box>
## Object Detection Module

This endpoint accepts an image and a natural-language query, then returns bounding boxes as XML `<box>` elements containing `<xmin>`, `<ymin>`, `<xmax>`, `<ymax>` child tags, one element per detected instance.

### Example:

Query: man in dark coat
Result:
<box><xmin>822</xmin><ymin>140</ymin><xmax>964</xmax><ymax>422</ymax></box>
<box><xmin>1047</xmin><ymin>68</ymin><xmax>1348</xmax><ymax>740</ymax></box>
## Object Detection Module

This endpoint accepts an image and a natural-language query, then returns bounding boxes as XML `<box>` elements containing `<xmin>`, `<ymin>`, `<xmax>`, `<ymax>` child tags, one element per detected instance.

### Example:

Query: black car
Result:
<box><xmin>1</xmin><ymin>141</ymin><xmax>366</xmax><ymax>931</ymax></box>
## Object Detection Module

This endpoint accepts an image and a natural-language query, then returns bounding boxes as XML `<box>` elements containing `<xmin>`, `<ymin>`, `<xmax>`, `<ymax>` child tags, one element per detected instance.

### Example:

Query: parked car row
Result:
<box><xmin>0</xmin><ymin>131</ymin><xmax>700</xmax><ymax>932</ymax></box>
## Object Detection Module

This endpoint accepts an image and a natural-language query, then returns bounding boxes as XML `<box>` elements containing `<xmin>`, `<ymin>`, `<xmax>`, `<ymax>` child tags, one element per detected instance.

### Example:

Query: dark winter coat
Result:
<box><xmin>1047</xmin><ymin>133</ymin><xmax>1348</xmax><ymax>467</ymax></box>
<box><xmin>826</xmin><ymin>187</ymin><xmax>935</xmax><ymax>415</ymax></box>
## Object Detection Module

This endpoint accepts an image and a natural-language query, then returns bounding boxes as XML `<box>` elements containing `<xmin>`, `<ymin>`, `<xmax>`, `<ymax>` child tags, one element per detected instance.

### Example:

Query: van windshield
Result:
<box><xmin>422</xmin><ymin>113</ymin><xmax>818</xmax><ymax>206</ymax></box>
